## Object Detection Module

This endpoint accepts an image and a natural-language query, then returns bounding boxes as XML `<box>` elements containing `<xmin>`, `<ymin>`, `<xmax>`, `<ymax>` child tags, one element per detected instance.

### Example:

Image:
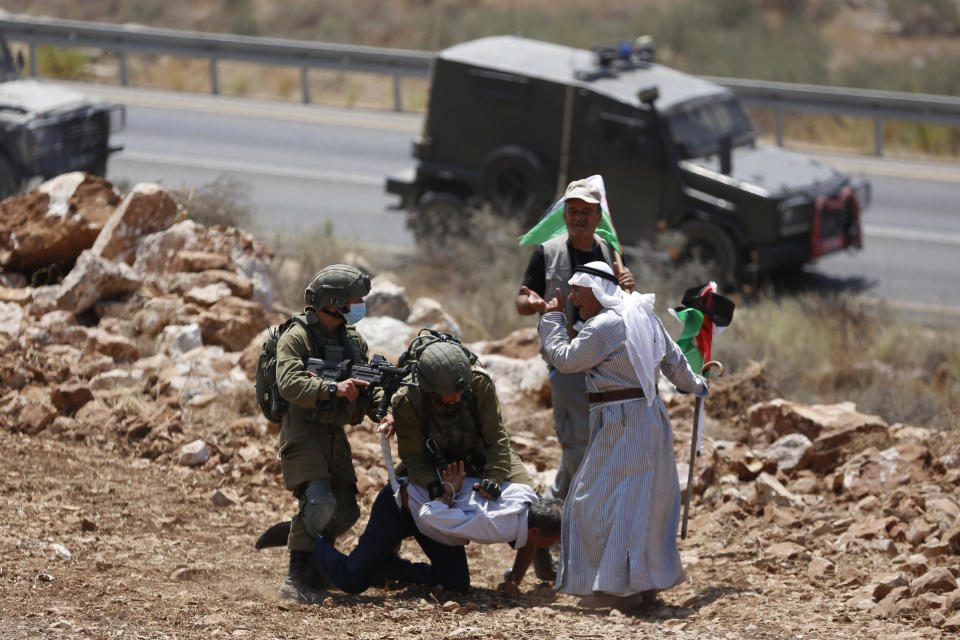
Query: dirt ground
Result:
<box><xmin>0</xmin><ymin>420</ymin><xmax>945</xmax><ymax>640</ymax></box>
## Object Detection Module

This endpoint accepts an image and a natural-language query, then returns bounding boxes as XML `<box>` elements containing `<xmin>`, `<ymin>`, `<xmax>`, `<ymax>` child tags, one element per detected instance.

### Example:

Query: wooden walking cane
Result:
<box><xmin>681</xmin><ymin>360</ymin><xmax>723</xmax><ymax>539</ymax></box>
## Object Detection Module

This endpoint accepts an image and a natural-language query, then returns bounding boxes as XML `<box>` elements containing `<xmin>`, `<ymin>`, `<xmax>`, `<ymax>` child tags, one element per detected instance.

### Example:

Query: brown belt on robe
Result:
<box><xmin>587</xmin><ymin>388</ymin><xmax>647</xmax><ymax>404</ymax></box>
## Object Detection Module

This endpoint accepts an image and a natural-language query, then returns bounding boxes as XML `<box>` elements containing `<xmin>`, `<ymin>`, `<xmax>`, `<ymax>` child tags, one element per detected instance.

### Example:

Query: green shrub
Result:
<box><xmin>36</xmin><ymin>46</ymin><xmax>89</xmax><ymax>80</ymax></box>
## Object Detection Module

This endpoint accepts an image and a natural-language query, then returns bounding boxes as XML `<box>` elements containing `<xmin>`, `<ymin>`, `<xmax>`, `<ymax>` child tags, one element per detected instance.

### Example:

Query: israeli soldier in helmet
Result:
<box><xmin>274</xmin><ymin>264</ymin><xmax>382</xmax><ymax>603</ymax></box>
<box><xmin>381</xmin><ymin>338</ymin><xmax>561</xmax><ymax>593</ymax></box>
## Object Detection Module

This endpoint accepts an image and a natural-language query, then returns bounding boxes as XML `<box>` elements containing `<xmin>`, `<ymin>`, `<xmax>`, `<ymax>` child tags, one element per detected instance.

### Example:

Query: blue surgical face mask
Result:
<box><xmin>343</xmin><ymin>302</ymin><xmax>366</xmax><ymax>324</ymax></box>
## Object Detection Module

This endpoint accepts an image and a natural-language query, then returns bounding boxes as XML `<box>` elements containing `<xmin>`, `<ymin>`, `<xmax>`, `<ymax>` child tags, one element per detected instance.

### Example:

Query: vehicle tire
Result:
<box><xmin>0</xmin><ymin>155</ymin><xmax>21</xmax><ymax>201</ymax></box>
<box><xmin>407</xmin><ymin>192</ymin><xmax>469</xmax><ymax>244</ymax></box>
<box><xmin>678</xmin><ymin>219</ymin><xmax>740</xmax><ymax>288</ymax></box>
<box><xmin>478</xmin><ymin>146</ymin><xmax>550</xmax><ymax>224</ymax></box>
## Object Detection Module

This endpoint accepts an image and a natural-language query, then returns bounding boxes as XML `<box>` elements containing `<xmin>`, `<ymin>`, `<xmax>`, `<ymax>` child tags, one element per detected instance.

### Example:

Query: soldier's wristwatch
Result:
<box><xmin>326</xmin><ymin>382</ymin><xmax>338</xmax><ymax>395</ymax></box>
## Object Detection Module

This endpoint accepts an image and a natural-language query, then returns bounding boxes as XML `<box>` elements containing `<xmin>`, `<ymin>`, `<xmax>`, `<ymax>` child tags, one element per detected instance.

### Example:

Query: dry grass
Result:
<box><xmin>715</xmin><ymin>292</ymin><xmax>960</xmax><ymax>430</ymax></box>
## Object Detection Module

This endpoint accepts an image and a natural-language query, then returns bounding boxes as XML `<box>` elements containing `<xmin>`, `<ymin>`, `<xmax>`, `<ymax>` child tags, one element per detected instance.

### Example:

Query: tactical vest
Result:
<box><xmin>286</xmin><ymin>320</ymin><xmax>371</xmax><ymax>427</ymax></box>
<box><xmin>542</xmin><ymin>233</ymin><xmax>615</xmax><ymax>339</ymax></box>
<box><xmin>406</xmin><ymin>371</ymin><xmax>486</xmax><ymax>472</ymax></box>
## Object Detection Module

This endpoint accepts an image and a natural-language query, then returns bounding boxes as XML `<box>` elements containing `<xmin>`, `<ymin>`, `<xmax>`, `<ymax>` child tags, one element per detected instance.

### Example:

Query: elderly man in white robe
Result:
<box><xmin>537</xmin><ymin>261</ymin><xmax>708</xmax><ymax>607</ymax></box>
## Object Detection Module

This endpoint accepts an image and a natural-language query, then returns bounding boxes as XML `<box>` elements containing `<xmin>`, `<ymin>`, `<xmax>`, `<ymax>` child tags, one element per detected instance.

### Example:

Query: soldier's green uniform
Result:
<box><xmin>394</xmin><ymin>367</ymin><xmax>533</xmax><ymax>491</ymax></box>
<box><xmin>274</xmin><ymin>264</ymin><xmax>379</xmax><ymax>604</ymax></box>
<box><xmin>276</xmin><ymin>310</ymin><xmax>381</xmax><ymax>551</ymax></box>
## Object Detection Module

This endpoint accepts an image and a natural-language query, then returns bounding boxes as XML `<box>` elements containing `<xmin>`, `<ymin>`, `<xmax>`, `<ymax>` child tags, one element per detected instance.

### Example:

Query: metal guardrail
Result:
<box><xmin>0</xmin><ymin>14</ymin><xmax>431</xmax><ymax>111</ymax></box>
<box><xmin>3</xmin><ymin>14</ymin><xmax>960</xmax><ymax>156</ymax></box>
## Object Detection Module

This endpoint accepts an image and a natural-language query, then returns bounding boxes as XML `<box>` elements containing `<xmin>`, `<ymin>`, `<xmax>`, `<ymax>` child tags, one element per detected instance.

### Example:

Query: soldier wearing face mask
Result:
<box><xmin>274</xmin><ymin>264</ymin><xmax>382</xmax><ymax>603</ymax></box>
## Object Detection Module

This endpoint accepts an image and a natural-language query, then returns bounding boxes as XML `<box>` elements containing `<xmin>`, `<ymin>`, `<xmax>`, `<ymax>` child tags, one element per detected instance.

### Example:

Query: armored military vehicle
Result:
<box><xmin>386</xmin><ymin>36</ymin><xmax>869</xmax><ymax>283</ymax></box>
<box><xmin>0</xmin><ymin>30</ymin><xmax>124</xmax><ymax>200</ymax></box>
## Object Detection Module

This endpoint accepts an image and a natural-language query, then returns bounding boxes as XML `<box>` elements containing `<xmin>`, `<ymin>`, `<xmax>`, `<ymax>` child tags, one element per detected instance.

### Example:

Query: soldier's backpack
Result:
<box><xmin>254</xmin><ymin>314</ymin><xmax>320</xmax><ymax>422</ymax></box>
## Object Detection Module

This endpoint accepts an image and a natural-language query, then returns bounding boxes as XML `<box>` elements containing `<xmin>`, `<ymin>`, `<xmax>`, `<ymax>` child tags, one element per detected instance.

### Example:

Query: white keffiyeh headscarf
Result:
<box><xmin>568</xmin><ymin>261</ymin><xmax>666</xmax><ymax>405</ymax></box>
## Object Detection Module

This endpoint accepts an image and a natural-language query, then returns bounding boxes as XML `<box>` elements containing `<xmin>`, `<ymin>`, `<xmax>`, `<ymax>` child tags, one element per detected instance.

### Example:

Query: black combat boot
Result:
<box><xmin>278</xmin><ymin>550</ymin><xmax>322</xmax><ymax>604</ymax></box>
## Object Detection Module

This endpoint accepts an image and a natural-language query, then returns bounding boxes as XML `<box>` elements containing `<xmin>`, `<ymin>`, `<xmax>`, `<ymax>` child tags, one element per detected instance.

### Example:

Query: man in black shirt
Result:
<box><xmin>515</xmin><ymin>178</ymin><xmax>634</xmax><ymax>581</ymax></box>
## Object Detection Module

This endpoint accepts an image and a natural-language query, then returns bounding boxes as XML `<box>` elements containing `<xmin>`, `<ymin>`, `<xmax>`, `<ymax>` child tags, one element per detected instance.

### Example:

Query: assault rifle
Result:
<box><xmin>305</xmin><ymin>354</ymin><xmax>412</xmax><ymax>421</ymax></box>
<box><xmin>306</xmin><ymin>354</ymin><xmax>411</xmax><ymax>506</ymax></box>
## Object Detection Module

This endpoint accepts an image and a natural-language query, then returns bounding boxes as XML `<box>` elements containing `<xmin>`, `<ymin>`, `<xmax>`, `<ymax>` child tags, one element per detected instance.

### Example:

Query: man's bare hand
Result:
<box><xmin>378</xmin><ymin>412</ymin><xmax>395</xmax><ymax>438</ymax></box>
<box><xmin>497</xmin><ymin>581</ymin><xmax>521</xmax><ymax>598</ymax></box>
<box><xmin>613</xmin><ymin>260</ymin><xmax>635</xmax><ymax>292</ymax></box>
<box><xmin>336</xmin><ymin>377</ymin><xmax>369</xmax><ymax>401</ymax></box>
<box><xmin>440</xmin><ymin>461</ymin><xmax>466</xmax><ymax>494</ymax></box>
<box><xmin>519</xmin><ymin>286</ymin><xmax>548</xmax><ymax>313</ymax></box>
<box><xmin>543</xmin><ymin>287</ymin><xmax>563</xmax><ymax>314</ymax></box>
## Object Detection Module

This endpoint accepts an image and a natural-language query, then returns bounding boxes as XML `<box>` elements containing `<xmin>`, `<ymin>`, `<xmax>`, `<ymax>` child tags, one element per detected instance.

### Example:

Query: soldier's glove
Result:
<box><xmin>428</xmin><ymin>480</ymin><xmax>446</xmax><ymax>501</ymax></box>
<box><xmin>474</xmin><ymin>478</ymin><xmax>501</xmax><ymax>500</ymax></box>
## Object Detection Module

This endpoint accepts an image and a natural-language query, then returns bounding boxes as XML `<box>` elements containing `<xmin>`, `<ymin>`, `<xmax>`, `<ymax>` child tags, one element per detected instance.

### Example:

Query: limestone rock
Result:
<box><xmin>0</xmin><ymin>285</ymin><xmax>32</xmax><ymax>305</ymax></box>
<box><xmin>212</xmin><ymin>488</ymin><xmax>240</xmax><ymax>507</ymax></box>
<box><xmin>184</xmin><ymin>283</ymin><xmax>233</xmax><ymax>307</ymax></box>
<box><xmin>838</xmin><ymin>444</ymin><xmax>933</xmax><ymax>500</ymax></box>
<box><xmin>89</xmin><ymin>369</ymin><xmax>137</xmax><ymax>390</ymax></box>
<box><xmin>755</xmin><ymin>472</ymin><xmax>805</xmax><ymax>509</ymax></box>
<box><xmin>870</xmin><ymin>573</ymin><xmax>909</xmax><ymax>599</ymax></box>
<box><xmin>912</xmin><ymin>567</ymin><xmax>958</xmax><ymax>595</ymax></box>
<box><xmin>903</xmin><ymin>554</ymin><xmax>930</xmax><ymax>577</ymax></box>
<box><xmin>21</xmin><ymin>401</ymin><xmax>58</xmax><ymax>434</ymax></box>
<box><xmin>407</xmin><ymin>297</ymin><xmax>462</xmax><ymax>337</ymax></box>
<box><xmin>0</xmin><ymin>173</ymin><xmax>119</xmax><ymax>272</ymax></box>
<box><xmin>760</xmin><ymin>433</ymin><xmax>813</xmax><ymax>472</ymax></box>
<box><xmin>847</xmin><ymin>515</ymin><xmax>898</xmax><ymax>540</ymax></box>
<box><xmin>355</xmin><ymin>316</ymin><xmax>417</xmax><ymax>363</ymax></box>
<box><xmin>766</xmin><ymin>541</ymin><xmax>806</xmax><ymax>560</ymax></box>
<box><xmin>0</xmin><ymin>301</ymin><xmax>24</xmax><ymax>338</ymax></box>
<box><xmin>196</xmin><ymin>269</ymin><xmax>253</xmax><ymax>299</ymax></box>
<box><xmin>716</xmin><ymin>442</ymin><xmax>775</xmax><ymax>481</ymax></box>
<box><xmin>157</xmin><ymin>323</ymin><xmax>204</xmax><ymax>356</ymax></box>
<box><xmin>806</xmin><ymin>556</ymin><xmax>834</xmax><ymax>581</ymax></box>
<box><xmin>477</xmin><ymin>353</ymin><xmax>550</xmax><ymax>410</ymax></box>
<box><xmin>50</xmin><ymin>383</ymin><xmax>94</xmax><ymax>414</ymax></box>
<box><xmin>75</xmin><ymin>399</ymin><xmax>120</xmax><ymax>433</ymax></box>
<box><xmin>91</xmin><ymin>183</ymin><xmax>183</xmax><ymax>265</ymax></box>
<box><xmin>85</xmin><ymin>328</ymin><xmax>139</xmax><ymax>362</ymax></box>
<box><xmin>197</xmin><ymin>296</ymin><xmax>268</xmax><ymax>352</ymax></box>
<box><xmin>56</xmin><ymin>250</ymin><xmax>142</xmax><ymax>314</ymax></box>
<box><xmin>748</xmin><ymin>399</ymin><xmax>891</xmax><ymax>471</ymax></box>
<box><xmin>870</xmin><ymin>585</ymin><xmax>910</xmax><ymax>619</ymax></box>
<box><xmin>171</xmin><ymin>250</ymin><xmax>232</xmax><ymax>273</ymax></box>
<box><xmin>366</xmin><ymin>275</ymin><xmax>410</xmax><ymax>321</ymax></box>
<box><xmin>178</xmin><ymin>440</ymin><xmax>210</xmax><ymax>466</ymax></box>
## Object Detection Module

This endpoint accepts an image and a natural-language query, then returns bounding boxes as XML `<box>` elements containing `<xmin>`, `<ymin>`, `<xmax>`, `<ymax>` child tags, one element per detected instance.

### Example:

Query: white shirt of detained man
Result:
<box><xmin>405</xmin><ymin>479</ymin><xmax>538</xmax><ymax>548</ymax></box>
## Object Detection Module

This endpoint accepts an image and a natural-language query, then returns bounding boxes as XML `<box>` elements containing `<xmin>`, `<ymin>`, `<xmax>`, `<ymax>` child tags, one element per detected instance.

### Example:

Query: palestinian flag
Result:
<box><xmin>517</xmin><ymin>174</ymin><xmax>622</xmax><ymax>253</ymax></box>
<box><xmin>669</xmin><ymin>282</ymin><xmax>735</xmax><ymax>377</ymax></box>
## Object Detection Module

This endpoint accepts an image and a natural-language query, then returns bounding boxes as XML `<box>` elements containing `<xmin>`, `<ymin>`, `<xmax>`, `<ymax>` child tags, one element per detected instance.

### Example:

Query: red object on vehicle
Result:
<box><xmin>811</xmin><ymin>186</ymin><xmax>861</xmax><ymax>259</ymax></box>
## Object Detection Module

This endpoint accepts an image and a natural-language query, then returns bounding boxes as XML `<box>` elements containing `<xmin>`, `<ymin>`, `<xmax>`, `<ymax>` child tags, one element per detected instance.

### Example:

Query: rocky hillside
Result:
<box><xmin>1</xmin><ymin>174</ymin><xmax>958</xmax><ymax>638</ymax></box>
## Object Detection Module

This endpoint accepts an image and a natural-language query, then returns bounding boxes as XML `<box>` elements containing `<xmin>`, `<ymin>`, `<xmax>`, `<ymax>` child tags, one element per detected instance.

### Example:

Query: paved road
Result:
<box><xmin>73</xmin><ymin>83</ymin><xmax>960</xmax><ymax>312</ymax></box>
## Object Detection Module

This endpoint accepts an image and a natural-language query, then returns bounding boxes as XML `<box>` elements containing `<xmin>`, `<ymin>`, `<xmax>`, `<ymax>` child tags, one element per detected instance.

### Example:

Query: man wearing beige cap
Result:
<box><xmin>515</xmin><ymin>177</ymin><xmax>634</xmax><ymax>581</ymax></box>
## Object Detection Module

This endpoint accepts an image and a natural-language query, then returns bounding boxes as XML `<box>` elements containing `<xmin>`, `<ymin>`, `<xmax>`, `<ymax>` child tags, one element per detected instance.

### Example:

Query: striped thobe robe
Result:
<box><xmin>538</xmin><ymin>308</ymin><xmax>705</xmax><ymax>597</ymax></box>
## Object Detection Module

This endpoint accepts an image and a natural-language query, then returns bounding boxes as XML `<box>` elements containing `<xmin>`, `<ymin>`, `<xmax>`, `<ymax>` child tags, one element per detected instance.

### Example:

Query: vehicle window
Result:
<box><xmin>468</xmin><ymin>69</ymin><xmax>529</xmax><ymax>102</ymax></box>
<box><xmin>668</xmin><ymin>98</ymin><xmax>753</xmax><ymax>158</ymax></box>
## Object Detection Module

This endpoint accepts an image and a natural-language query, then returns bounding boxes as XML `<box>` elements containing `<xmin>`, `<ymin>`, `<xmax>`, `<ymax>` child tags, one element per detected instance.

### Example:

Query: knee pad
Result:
<box><xmin>322</xmin><ymin>488</ymin><xmax>360</xmax><ymax>539</ymax></box>
<box><xmin>302</xmin><ymin>479</ymin><xmax>337</xmax><ymax>539</ymax></box>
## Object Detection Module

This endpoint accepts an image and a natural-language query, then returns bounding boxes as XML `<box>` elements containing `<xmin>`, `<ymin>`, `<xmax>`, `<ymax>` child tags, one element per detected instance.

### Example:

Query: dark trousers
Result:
<box><xmin>314</xmin><ymin>483</ymin><xmax>470</xmax><ymax>594</ymax></box>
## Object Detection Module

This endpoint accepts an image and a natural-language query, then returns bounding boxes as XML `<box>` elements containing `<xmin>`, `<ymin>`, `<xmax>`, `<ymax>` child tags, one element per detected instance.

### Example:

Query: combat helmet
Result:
<box><xmin>415</xmin><ymin>342</ymin><xmax>472</xmax><ymax>395</ymax></box>
<box><xmin>304</xmin><ymin>264</ymin><xmax>371</xmax><ymax>309</ymax></box>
